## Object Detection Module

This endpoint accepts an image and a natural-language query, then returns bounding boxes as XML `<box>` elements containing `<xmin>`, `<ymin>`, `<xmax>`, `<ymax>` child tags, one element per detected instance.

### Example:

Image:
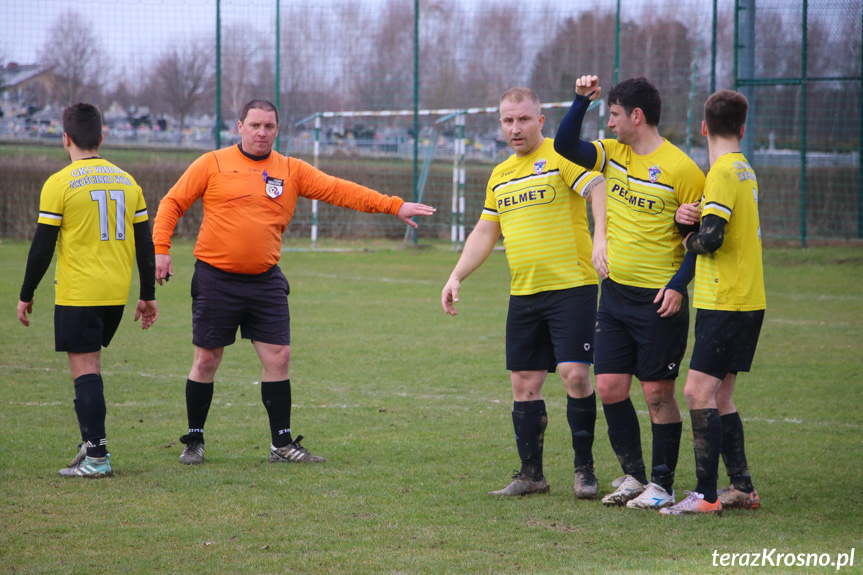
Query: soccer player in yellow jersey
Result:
<box><xmin>16</xmin><ymin>103</ymin><xmax>158</xmax><ymax>478</ymax></box>
<box><xmin>555</xmin><ymin>76</ymin><xmax>705</xmax><ymax>509</ymax></box>
<box><xmin>661</xmin><ymin>90</ymin><xmax>765</xmax><ymax>516</ymax></box>
<box><xmin>442</xmin><ymin>87</ymin><xmax>607</xmax><ymax>498</ymax></box>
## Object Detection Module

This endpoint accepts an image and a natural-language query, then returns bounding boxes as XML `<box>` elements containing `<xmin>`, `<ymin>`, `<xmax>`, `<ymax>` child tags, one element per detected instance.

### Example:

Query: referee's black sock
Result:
<box><xmin>566</xmin><ymin>393</ymin><xmax>596</xmax><ymax>469</ymax></box>
<box><xmin>650</xmin><ymin>421</ymin><xmax>682</xmax><ymax>494</ymax></box>
<box><xmin>602</xmin><ymin>398</ymin><xmax>647</xmax><ymax>485</ymax></box>
<box><xmin>185</xmin><ymin>379</ymin><xmax>213</xmax><ymax>441</ymax></box>
<box><xmin>720</xmin><ymin>411</ymin><xmax>755</xmax><ymax>493</ymax></box>
<box><xmin>73</xmin><ymin>373</ymin><xmax>107</xmax><ymax>458</ymax></box>
<box><xmin>262</xmin><ymin>379</ymin><xmax>292</xmax><ymax>448</ymax></box>
<box><xmin>691</xmin><ymin>408</ymin><xmax>721</xmax><ymax>503</ymax></box>
<box><xmin>512</xmin><ymin>400</ymin><xmax>547</xmax><ymax>480</ymax></box>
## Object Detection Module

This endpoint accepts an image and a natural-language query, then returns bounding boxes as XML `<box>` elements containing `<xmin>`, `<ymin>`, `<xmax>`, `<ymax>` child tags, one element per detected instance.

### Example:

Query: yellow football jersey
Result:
<box><xmin>693</xmin><ymin>153</ymin><xmax>766</xmax><ymax>311</ymax></box>
<box><xmin>37</xmin><ymin>158</ymin><xmax>148</xmax><ymax>306</ymax></box>
<box><xmin>588</xmin><ymin>138</ymin><xmax>705</xmax><ymax>288</ymax></box>
<box><xmin>480</xmin><ymin>138</ymin><xmax>602</xmax><ymax>295</ymax></box>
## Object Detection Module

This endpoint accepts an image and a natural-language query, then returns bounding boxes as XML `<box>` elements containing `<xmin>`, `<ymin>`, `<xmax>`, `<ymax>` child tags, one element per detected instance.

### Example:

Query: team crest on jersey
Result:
<box><xmin>534</xmin><ymin>160</ymin><xmax>547</xmax><ymax>175</ymax></box>
<box><xmin>265</xmin><ymin>177</ymin><xmax>284</xmax><ymax>199</ymax></box>
<box><xmin>648</xmin><ymin>165</ymin><xmax>662</xmax><ymax>183</ymax></box>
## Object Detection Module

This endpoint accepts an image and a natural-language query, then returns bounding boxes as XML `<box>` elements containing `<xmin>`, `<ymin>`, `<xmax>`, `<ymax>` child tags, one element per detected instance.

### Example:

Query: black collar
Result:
<box><xmin>238</xmin><ymin>144</ymin><xmax>271</xmax><ymax>161</ymax></box>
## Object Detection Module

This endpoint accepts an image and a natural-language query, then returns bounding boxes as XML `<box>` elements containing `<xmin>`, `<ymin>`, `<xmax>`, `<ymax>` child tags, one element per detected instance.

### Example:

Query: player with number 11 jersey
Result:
<box><xmin>37</xmin><ymin>158</ymin><xmax>149</xmax><ymax>306</ymax></box>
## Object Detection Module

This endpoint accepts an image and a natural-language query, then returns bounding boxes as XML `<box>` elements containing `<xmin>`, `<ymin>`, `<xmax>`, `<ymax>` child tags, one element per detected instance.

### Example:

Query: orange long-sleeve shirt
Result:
<box><xmin>153</xmin><ymin>145</ymin><xmax>405</xmax><ymax>274</ymax></box>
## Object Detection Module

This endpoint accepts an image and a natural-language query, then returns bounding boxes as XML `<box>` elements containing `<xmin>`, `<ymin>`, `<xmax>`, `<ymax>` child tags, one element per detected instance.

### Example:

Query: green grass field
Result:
<box><xmin>1</xmin><ymin>240</ymin><xmax>861</xmax><ymax>574</ymax></box>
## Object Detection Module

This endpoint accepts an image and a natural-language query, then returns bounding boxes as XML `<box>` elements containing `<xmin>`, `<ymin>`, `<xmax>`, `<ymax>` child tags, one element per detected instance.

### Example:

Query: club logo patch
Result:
<box><xmin>265</xmin><ymin>177</ymin><xmax>284</xmax><ymax>199</ymax></box>
<box><xmin>648</xmin><ymin>165</ymin><xmax>662</xmax><ymax>183</ymax></box>
<box><xmin>534</xmin><ymin>160</ymin><xmax>547</xmax><ymax>175</ymax></box>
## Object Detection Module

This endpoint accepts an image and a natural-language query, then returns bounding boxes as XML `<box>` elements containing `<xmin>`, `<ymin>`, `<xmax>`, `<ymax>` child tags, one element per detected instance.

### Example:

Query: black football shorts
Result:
<box><xmin>191</xmin><ymin>260</ymin><xmax>291</xmax><ymax>349</ymax></box>
<box><xmin>54</xmin><ymin>304</ymin><xmax>124</xmax><ymax>353</ymax></box>
<box><xmin>506</xmin><ymin>285</ymin><xmax>598</xmax><ymax>373</ymax></box>
<box><xmin>689</xmin><ymin>308</ymin><xmax>765</xmax><ymax>380</ymax></box>
<box><xmin>594</xmin><ymin>278</ymin><xmax>690</xmax><ymax>381</ymax></box>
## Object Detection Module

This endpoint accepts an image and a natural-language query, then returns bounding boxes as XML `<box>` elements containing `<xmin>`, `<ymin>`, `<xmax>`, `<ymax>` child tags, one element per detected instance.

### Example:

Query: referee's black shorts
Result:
<box><xmin>191</xmin><ymin>260</ymin><xmax>291</xmax><ymax>349</ymax></box>
<box><xmin>54</xmin><ymin>305</ymin><xmax>125</xmax><ymax>353</ymax></box>
<box><xmin>505</xmin><ymin>285</ymin><xmax>597</xmax><ymax>373</ymax></box>
<box><xmin>689</xmin><ymin>308</ymin><xmax>765</xmax><ymax>380</ymax></box>
<box><xmin>594</xmin><ymin>278</ymin><xmax>689</xmax><ymax>381</ymax></box>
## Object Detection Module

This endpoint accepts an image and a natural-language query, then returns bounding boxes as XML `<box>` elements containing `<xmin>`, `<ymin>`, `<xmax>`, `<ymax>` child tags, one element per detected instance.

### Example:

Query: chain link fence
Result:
<box><xmin>1</xmin><ymin>0</ymin><xmax>860</xmax><ymax>245</ymax></box>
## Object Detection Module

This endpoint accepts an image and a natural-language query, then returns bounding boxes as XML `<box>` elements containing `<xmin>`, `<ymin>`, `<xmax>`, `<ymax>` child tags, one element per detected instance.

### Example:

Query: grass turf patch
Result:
<box><xmin>1</xmin><ymin>241</ymin><xmax>861</xmax><ymax>574</ymax></box>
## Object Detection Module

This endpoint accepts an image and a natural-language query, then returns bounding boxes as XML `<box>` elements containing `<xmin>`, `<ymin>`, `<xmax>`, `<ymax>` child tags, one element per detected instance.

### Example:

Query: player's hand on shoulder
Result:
<box><xmin>575</xmin><ymin>75</ymin><xmax>601</xmax><ymax>100</ymax></box>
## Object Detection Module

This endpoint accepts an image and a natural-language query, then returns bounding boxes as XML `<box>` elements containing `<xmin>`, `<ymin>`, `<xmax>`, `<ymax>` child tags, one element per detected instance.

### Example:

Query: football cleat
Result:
<box><xmin>659</xmin><ymin>491</ymin><xmax>723</xmax><ymax>516</ymax></box>
<box><xmin>718</xmin><ymin>486</ymin><xmax>760</xmax><ymax>510</ymax></box>
<box><xmin>626</xmin><ymin>482</ymin><xmax>675</xmax><ymax>509</ymax></box>
<box><xmin>179</xmin><ymin>434</ymin><xmax>205</xmax><ymax>465</ymax></box>
<box><xmin>488</xmin><ymin>472</ymin><xmax>549</xmax><ymax>496</ymax></box>
<box><xmin>269</xmin><ymin>435</ymin><xmax>326</xmax><ymax>463</ymax></box>
<box><xmin>601</xmin><ymin>475</ymin><xmax>646</xmax><ymax>506</ymax></box>
<box><xmin>58</xmin><ymin>454</ymin><xmax>113</xmax><ymax>478</ymax></box>
<box><xmin>573</xmin><ymin>464</ymin><xmax>599</xmax><ymax>499</ymax></box>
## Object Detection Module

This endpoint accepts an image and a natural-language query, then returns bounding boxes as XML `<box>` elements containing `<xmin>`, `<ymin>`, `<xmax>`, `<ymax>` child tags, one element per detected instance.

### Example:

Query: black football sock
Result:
<box><xmin>184</xmin><ymin>379</ymin><xmax>213</xmax><ymax>441</ymax></box>
<box><xmin>720</xmin><ymin>411</ymin><xmax>755</xmax><ymax>493</ymax></box>
<box><xmin>691</xmin><ymin>408</ymin><xmax>722</xmax><ymax>503</ymax></box>
<box><xmin>567</xmin><ymin>393</ymin><xmax>596</xmax><ymax>468</ymax></box>
<box><xmin>603</xmin><ymin>398</ymin><xmax>647</xmax><ymax>484</ymax></box>
<box><xmin>651</xmin><ymin>421</ymin><xmax>682</xmax><ymax>493</ymax></box>
<box><xmin>73</xmin><ymin>373</ymin><xmax>107</xmax><ymax>458</ymax></box>
<box><xmin>512</xmin><ymin>400</ymin><xmax>547</xmax><ymax>480</ymax></box>
<box><xmin>261</xmin><ymin>379</ymin><xmax>292</xmax><ymax>448</ymax></box>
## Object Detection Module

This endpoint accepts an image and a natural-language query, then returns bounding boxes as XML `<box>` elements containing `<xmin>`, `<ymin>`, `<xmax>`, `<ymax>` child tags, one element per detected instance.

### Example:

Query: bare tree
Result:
<box><xmin>349</xmin><ymin>0</ymin><xmax>414</xmax><ymax>111</ymax></box>
<box><xmin>222</xmin><ymin>24</ymin><xmax>272</xmax><ymax>121</ymax></box>
<box><xmin>150</xmin><ymin>39</ymin><xmax>215</xmax><ymax>132</ymax></box>
<box><xmin>37</xmin><ymin>10</ymin><xmax>109</xmax><ymax>105</ymax></box>
<box><xmin>273</xmin><ymin>4</ymin><xmax>346</xmax><ymax>124</ymax></box>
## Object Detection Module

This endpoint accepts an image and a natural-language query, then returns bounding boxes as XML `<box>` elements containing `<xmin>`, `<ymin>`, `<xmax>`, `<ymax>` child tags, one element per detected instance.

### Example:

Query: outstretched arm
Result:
<box><xmin>397</xmin><ymin>202</ymin><xmax>437</xmax><ymax>228</ymax></box>
<box><xmin>441</xmin><ymin>219</ymin><xmax>501</xmax><ymax>316</ymax></box>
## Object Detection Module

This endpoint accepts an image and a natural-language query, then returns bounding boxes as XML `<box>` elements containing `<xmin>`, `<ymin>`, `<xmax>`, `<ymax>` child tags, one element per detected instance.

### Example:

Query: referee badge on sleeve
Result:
<box><xmin>265</xmin><ymin>177</ymin><xmax>284</xmax><ymax>199</ymax></box>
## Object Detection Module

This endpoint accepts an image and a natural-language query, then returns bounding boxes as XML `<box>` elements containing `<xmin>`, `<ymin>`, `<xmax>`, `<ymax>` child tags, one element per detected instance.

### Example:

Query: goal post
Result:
<box><xmin>291</xmin><ymin>100</ymin><xmax>604</xmax><ymax>250</ymax></box>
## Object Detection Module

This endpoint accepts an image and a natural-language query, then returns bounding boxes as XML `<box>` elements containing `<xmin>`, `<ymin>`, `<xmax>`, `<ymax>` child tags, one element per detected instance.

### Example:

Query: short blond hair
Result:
<box><xmin>500</xmin><ymin>87</ymin><xmax>541</xmax><ymax>114</ymax></box>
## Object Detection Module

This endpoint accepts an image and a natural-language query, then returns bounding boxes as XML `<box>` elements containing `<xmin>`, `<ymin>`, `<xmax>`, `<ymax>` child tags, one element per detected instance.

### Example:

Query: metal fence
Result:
<box><xmin>1</xmin><ymin>0</ymin><xmax>860</xmax><ymax>245</ymax></box>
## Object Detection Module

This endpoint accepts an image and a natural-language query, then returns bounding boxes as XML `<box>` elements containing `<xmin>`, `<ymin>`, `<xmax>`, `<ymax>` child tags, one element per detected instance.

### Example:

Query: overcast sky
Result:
<box><xmin>1</xmin><ymin>0</ymin><xmax>395</xmax><ymax>69</ymax></box>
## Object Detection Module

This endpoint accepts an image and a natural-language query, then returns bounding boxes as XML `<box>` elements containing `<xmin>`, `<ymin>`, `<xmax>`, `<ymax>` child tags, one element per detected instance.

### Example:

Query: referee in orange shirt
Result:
<box><xmin>153</xmin><ymin>99</ymin><xmax>434</xmax><ymax>466</ymax></box>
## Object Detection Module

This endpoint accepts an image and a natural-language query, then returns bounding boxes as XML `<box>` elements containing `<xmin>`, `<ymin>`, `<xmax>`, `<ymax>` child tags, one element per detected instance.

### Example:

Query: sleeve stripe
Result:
<box><xmin>704</xmin><ymin>201</ymin><xmax>732</xmax><ymax>217</ymax></box>
<box><xmin>38</xmin><ymin>211</ymin><xmax>63</xmax><ymax>221</ymax></box>
<box><xmin>135</xmin><ymin>209</ymin><xmax>148</xmax><ymax>218</ymax></box>
<box><xmin>574</xmin><ymin>171</ymin><xmax>603</xmax><ymax>197</ymax></box>
<box><xmin>482</xmin><ymin>207</ymin><xmax>499</xmax><ymax>217</ymax></box>
<box><xmin>597</xmin><ymin>140</ymin><xmax>608</xmax><ymax>173</ymax></box>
